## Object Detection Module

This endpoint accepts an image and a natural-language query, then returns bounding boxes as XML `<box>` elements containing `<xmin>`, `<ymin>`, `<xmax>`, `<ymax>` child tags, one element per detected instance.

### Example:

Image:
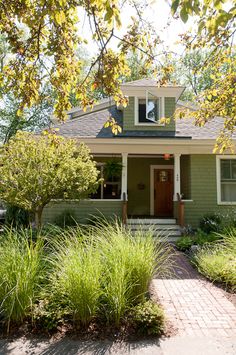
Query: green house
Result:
<box><xmin>43</xmin><ymin>79</ymin><xmax>236</xmax><ymax>236</ymax></box>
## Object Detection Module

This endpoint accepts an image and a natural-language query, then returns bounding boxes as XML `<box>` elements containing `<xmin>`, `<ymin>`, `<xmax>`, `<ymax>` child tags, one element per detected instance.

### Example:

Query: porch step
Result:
<box><xmin>128</xmin><ymin>218</ymin><xmax>176</xmax><ymax>225</ymax></box>
<box><xmin>127</xmin><ymin>218</ymin><xmax>182</xmax><ymax>241</ymax></box>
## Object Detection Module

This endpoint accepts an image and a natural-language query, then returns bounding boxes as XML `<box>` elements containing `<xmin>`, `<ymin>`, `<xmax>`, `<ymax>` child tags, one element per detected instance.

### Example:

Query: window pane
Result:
<box><xmin>221</xmin><ymin>183</ymin><xmax>236</xmax><ymax>202</ymax></box>
<box><xmin>138</xmin><ymin>99</ymin><xmax>147</xmax><ymax>123</ymax></box>
<box><xmin>147</xmin><ymin>92</ymin><xmax>159</xmax><ymax>122</ymax></box>
<box><xmin>221</xmin><ymin>160</ymin><xmax>231</xmax><ymax>179</ymax></box>
<box><xmin>103</xmin><ymin>183</ymin><xmax>120</xmax><ymax>199</ymax></box>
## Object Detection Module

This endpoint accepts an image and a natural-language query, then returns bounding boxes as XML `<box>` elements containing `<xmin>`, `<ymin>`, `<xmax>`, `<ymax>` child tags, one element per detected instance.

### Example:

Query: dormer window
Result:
<box><xmin>135</xmin><ymin>92</ymin><xmax>165</xmax><ymax>126</ymax></box>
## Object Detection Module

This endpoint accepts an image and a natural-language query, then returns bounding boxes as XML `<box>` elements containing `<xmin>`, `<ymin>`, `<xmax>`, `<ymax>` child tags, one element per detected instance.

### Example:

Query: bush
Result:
<box><xmin>176</xmin><ymin>235</ymin><xmax>193</xmax><ymax>251</ymax></box>
<box><xmin>0</xmin><ymin>228</ymin><xmax>44</xmax><ymax>330</ymax></box>
<box><xmin>199</xmin><ymin>214</ymin><xmax>221</xmax><ymax>234</ymax></box>
<box><xmin>53</xmin><ymin>210</ymin><xmax>78</xmax><ymax>228</ymax></box>
<box><xmin>131</xmin><ymin>300</ymin><xmax>165</xmax><ymax>336</ymax></box>
<box><xmin>5</xmin><ymin>205</ymin><xmax>30</xmax><ymax>228</ymax></box>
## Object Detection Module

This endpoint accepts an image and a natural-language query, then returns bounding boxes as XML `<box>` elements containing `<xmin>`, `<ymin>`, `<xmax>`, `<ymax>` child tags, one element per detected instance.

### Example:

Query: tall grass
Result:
<box><xmin>0</xmin><ymin>228</ymin><xmax>44</xmax><ymax>330</ymax></box>
<box><xmin>92</xmin><ymin>220</ymin><xmax>172</xmax><ymax>326</ymax></box>
<box><xmin>193</xmin><ymin>228</ymin><xmax>236</xmax><ymax>291</ymax></box>
<box><xmin>48</xmin><ymin>229</ymin><xmax>103</xmax><ymax>326</ymax></box>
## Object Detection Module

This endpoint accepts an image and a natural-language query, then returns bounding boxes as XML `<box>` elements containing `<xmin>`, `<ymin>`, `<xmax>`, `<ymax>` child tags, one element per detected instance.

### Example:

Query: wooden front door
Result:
<box><xmin>154</xmin><ymin>169</ymin><xmax>174</xmax><ymax>217</ymax></box>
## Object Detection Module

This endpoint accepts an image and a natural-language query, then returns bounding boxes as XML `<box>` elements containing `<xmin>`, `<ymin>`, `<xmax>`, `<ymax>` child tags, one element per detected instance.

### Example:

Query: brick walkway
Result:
<box><xmin>152</xmin><ymin>251</ymin><xmax>236</xmax><ymax>337</ymax></box>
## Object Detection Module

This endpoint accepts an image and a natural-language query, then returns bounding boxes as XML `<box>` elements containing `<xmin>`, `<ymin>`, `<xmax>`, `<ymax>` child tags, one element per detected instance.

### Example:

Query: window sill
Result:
<box><xmin>217</xmin><ymin>202</ymin><xmax>236</xmax><ymax>205</ymax></box>
<box><xmin>134</xmin><ymin>123</ymin><xmax>165</xmax><ymax>127</ymax></box>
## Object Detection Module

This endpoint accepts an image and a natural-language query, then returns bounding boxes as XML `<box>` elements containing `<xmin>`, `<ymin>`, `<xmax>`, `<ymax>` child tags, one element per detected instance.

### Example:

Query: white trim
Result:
<box><xmin>216</xmin><ymin>155</ymin><xmax>236</xmax><ymax>205</ymax></box>
<box><xmin>121</xmin><ymin>152</ymin><xmax>128</xmax><ymax>199</ymax></box>
<box><xmin>150</xmin><ymin>165</ymin><xmax>174</xmax><ymax>215</ymax></box>
<box><xmin>134</xmin><ymin>94</ymin><xmax>165</xmax><ymax>127</ymax></box>
<box><xmin>174</xmin><ymin>153</ymin><xmax>181</xmax><ymax>201</ymax></box>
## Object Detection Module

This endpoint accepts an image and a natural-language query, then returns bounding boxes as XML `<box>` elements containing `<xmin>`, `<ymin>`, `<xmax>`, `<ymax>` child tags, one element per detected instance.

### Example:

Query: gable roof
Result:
<box><xmin>52</xmin><ymin>100</ymin><xmax>228</xmax><ymax>140</ymax></box>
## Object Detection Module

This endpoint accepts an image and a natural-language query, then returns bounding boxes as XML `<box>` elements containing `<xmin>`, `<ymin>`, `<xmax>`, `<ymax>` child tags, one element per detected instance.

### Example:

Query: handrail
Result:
<box><xmin>177</xmin><ymin>193</ymin><xmax>184</xmax><ymax>228</ymax></box>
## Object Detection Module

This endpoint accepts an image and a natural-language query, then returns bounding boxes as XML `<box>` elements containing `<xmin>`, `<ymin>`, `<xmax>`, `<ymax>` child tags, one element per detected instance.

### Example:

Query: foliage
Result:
<box><xmin>53</xmin><ymin>210</ymin><xmax>77</xmax><ymax>228</ymax></box>
<box><xmin>199</xmin><ymin>214</ymin><xmax>222</xmax><ymax>234</ymax></box>
<box><xmin>0</xmin><ymin>0</ymin><xmax>159</xmax><ymax>134</ymax></box>
<box><xmin>45</xmin><ymin>221</ymin><xmax>172</xmax><ymax>328</ymax></box>
<box><xmin>176</xmin><ymin>235</ymin><xmax>193</xmax><ymax>251</ymax></box>
<box><xmin>131</xmin><ymin>300</ymin><xmax>165</xmax><ymax>336</ymax></box>
<box><xmin>193</xmin><ymin>230</ymin><xmax>236</xmax><ymax>291</ymax></box>
<box><xmin>103</xmin><ymin>159</ymin><xmax>123</xmax><ymax>180</ymax></box>
<box><xmin>5</xmin><ymin>204</ymin><xmax>30</xmax><ymax>228</ymax></box>
<box><xmin>49</xmin><ymin>232</ymin><xmax>103</xmax><ymax>327</ymax></box>
<box><xmin>0</xmin><ymin>131</ymin><xmax>99</xmax><ymax>227</ymax></box>
<box><xmin>0</xmin><ymin>228</ymin><xmax>44</xmax><ymax>330</ymax></box>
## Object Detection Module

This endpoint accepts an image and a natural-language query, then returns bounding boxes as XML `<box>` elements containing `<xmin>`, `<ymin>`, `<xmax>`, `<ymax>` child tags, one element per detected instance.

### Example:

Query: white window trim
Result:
<box><xmin>216</xmin><ymin>155</ymin><xmax>236</xmax><ymax>205</ymax></box>
<box><xmin>150</xmin><ymin>165</ymin><xmax>174</xmax><ymax>215</ymax></box>
<box><xmin>134</xmin><ymin>96</ymin><xmax>165</xmax><ymax>127</ymax></box>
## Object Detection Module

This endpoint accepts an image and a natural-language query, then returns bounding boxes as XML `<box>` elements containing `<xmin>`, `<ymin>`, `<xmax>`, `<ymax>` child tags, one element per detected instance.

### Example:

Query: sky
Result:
<box><xmin>78</xmin><ymin>0</ymin><xmax>195</xmax><ymax>56</ymax></box>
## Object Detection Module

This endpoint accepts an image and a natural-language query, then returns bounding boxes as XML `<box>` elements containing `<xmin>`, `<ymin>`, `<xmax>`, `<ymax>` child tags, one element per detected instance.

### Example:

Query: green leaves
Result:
<box><xmin>0</xmin><ymin>131</ymin><xmax>99</xmax><ymax>224</ymax></box>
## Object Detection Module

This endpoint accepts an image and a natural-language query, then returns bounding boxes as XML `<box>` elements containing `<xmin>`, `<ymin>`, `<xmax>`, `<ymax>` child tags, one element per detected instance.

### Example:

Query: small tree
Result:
<box><xmin>0</xmin><ymin>131</ymin><xmax>99</xmax><ymax>228</ymax></box>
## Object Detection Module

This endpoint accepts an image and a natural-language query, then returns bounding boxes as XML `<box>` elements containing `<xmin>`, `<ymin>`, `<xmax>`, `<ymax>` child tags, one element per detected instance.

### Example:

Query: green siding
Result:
<box><xmin>127</xmin><ymin>157</ymin><xmax>174</xmax><ymax>215</ymax></box>
<box><xmin>180</xmin><ymin>155</ymin><xmax>191</xmax><ymax>199</ymax></box>
<box><xmin>42</xmin><ymin>200</ymin><xmax>122</xmax><ymax>224</ymax></box>
<box><xmin>184</xmin><ymin>155</ymin><xmax>236</xmax><ymax>228</ymax></box>
<box><xmin>123</xmin><ymin>97</ymin><xmax>176</xmax><ymax>131</ymax></box>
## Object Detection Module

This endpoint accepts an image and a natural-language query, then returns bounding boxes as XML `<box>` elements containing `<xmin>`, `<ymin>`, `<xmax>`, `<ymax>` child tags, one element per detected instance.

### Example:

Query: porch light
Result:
<box><xmin>164</xmin><ymin>154</ymin><xmax>171</xmax><ymax>161</ymax></box>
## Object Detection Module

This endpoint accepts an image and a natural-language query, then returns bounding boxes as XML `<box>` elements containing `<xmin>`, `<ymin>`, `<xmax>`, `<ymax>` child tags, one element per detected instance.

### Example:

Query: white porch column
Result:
<box><xmin>174</xmin><ymin>153</ymin><xmax>181</xmax><ymax>201</ymax></box>
<box><xmin>121</xmin><ymin>152</ymin><xmax>128</xmax><ymax>200</ymax></box>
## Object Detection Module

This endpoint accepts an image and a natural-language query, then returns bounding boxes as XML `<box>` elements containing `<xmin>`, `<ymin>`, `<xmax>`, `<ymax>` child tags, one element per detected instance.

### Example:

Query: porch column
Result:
<box><xmin>174</xmin><ymin>153</ymin><xmax>181</xmax><ymax>201</ymax></box>
<box><xmin>121</xmin><ymin>152</ymin><xmax>128</xmax><ymax>200</ymax></box>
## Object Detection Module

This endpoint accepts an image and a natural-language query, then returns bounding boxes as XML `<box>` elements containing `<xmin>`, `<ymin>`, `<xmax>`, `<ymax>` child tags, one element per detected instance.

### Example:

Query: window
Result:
<box><xmin>217</xmin><ymin>157</ymin><xmax>236</xmax><ymax>203</ymax></box>
<box><xmin>135</xmin><ymin>92</ymin><xmax>164</xmax><ymax>125</ymax></box>
<box><xmin>90</xmin><ymin>164</ymin><xmax>121</xmax><ymax>200</ymax></box>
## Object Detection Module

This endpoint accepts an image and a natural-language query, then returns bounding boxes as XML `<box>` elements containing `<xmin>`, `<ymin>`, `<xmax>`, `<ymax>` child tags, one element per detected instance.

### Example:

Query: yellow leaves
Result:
<box><xmin>54</xmin><ymin>11</ymin><xmax>66</xmax><ymax>26</ymax></box>
<box><xmin>104</xmin><ymin>116</ymin><xmax>122</xmax><ymax>135</ymax></box>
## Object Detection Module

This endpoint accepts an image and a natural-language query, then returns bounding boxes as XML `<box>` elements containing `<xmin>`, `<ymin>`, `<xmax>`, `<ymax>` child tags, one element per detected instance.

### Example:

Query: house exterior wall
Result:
<box><xmin>184</xmin><ymin>154</ymin><xmax>236</xmax><ymax>228</ymax></box>
<box><xmin>123</xmin><ymin>97</ymin><xmax>176</xmax><ymax>131</ymax></box>
<box><xmin>42</xmin><ymin>200</ymin><xmax>122</xmax><ymax>224</ymax></box>
<box><xmin>180</xmin><ymin>155</ymin><xmax>191</xmax><ymax>200</ymax></box>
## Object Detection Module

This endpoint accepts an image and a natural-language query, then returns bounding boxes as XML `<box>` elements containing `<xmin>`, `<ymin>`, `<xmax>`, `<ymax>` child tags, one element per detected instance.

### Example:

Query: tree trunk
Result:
<box><xmin>35</xmin><ymin>207</ymin><xmax>43</xmax><ymax>229</ymax></box>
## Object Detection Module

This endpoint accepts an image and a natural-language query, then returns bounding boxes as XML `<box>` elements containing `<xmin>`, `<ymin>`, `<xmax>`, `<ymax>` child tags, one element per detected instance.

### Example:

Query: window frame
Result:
<box><xmin>216</xmin><ymin>155</ymin><xmax>236</xmax><ymax>205</ymax></box>
<box><xmin>134</xmin><ymin>94</ymin><xmax>165</xmax><ymax>127</ymax></box>
<box><xmin>89</xmin><ymin>163</ymin><xmax>122</xmax><ymax>201</ymax></box>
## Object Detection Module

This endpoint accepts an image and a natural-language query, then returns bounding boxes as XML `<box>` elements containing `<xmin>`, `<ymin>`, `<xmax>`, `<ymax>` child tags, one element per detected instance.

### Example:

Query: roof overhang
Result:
<box><xmin>121</xmin><ymin>85</ymin><xmax>185</xmax><ymax>100</ymax></box>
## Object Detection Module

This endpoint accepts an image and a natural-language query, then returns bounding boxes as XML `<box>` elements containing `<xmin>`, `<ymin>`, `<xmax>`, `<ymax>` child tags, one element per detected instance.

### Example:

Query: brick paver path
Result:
<box><xmin>152</xmin><ymin>251</ymin><xmax>236</xmax><ymax>337</ymax></box>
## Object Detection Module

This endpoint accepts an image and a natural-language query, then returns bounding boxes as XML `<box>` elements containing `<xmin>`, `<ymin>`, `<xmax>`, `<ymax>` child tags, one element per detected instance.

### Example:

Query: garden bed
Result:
<box><xmin>0</xmin><ymin>222</ymin><xmax>173</xmax><ymax>339</ymax></box>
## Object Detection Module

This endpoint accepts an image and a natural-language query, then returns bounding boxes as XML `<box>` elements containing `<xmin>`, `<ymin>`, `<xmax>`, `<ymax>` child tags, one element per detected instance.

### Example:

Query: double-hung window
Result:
<box><xmin>217</xmin><ymin>157</ymin><xmax>236</xmax><ymax>203</ymax></box>
<box><xmin>135</xmin><ymin>92</ymin><xmax>164</xmax><ymax>125</ymax></box>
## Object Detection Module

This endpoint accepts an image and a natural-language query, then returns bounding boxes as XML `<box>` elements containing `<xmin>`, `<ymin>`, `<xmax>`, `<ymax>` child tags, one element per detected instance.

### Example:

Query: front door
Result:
<box><xmin>154</xmin><ymin>169</ymin><xmax>173</xmax><ymax>217</ymax></box>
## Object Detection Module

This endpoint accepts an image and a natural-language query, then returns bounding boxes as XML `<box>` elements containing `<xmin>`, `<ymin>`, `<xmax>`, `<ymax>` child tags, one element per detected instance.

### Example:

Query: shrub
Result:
<box><xmin>131</xmin><ymin>300</ymin><xmax>165</xmax><ymax>336</ymax></box>
<box><xmin>199</xmin><ymin>214</ymin><xmax>221</xmax><ymax>234</ymax></box>
<box><xmin>176</xmin><ymin>235</ymin><xmax>193</xmax><ymax>251</ymax></box>
<box><xmin>53</xmin><ymin>210</ymin><xmax>78</xmax><ymax>228</ymax></box>
<box><xmin>5</xmin><ymin>205</ymin><xmax>30</xmax><ymax>228</ymax></box>
<box><xmin>0</xmin><ymin>228</ymin><xmax>44</xmax><ymax>330</ymax></box>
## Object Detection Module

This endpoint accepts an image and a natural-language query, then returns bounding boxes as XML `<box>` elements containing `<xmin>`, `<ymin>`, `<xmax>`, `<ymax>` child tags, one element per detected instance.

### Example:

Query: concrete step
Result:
<box><xmin>131</xmin><ymin>229</ymin><xmax>181</xmax><ymax>237</ymax></box>
<box><xmin>128</xmin><ymin>224</ymin><xmax>181</xmax><ymax>231</ymax></box>
<box><xmin>127</xmin><ymin>218</ymin><xmax>176</xmax><ymax>225</ymax></box>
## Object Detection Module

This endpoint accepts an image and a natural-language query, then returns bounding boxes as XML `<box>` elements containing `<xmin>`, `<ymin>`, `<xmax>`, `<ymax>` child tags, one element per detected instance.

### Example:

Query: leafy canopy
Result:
<box><xmin>0</xmin><ymin>131</ymin><xmax>99</xmax><ymax>226</ymax></box>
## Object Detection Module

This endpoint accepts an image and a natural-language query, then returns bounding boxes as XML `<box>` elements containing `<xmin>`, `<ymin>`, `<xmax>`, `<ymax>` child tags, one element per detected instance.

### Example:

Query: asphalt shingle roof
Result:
<box><xmin>53</xmin><ymin>103</ymin><xmax>227</xmax><ymax>140</ymax></box>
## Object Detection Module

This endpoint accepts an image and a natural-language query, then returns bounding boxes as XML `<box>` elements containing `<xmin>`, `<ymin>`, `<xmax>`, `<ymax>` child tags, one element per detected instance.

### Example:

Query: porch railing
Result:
<box><xmin>177</xmin><ymin>193</ymin><xmax>184</xmax><ymax>228</ymax></box>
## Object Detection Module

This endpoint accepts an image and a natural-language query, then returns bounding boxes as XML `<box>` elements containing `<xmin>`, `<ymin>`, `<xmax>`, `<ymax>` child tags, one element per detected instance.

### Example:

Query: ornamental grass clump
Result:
<box><xmin>193</xmin><ymin>228</ymin><xmax>236</xmax><ymax>291</ymax></box>
<box><xmin>48</xmin><ymin>229</ymin><xmax>103</xmax><ymax>327</ymax></box>
<box><xmin>0</xmin><ymin>228</ymin><xmax>44</xmax><ymax>331</ymax></box>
